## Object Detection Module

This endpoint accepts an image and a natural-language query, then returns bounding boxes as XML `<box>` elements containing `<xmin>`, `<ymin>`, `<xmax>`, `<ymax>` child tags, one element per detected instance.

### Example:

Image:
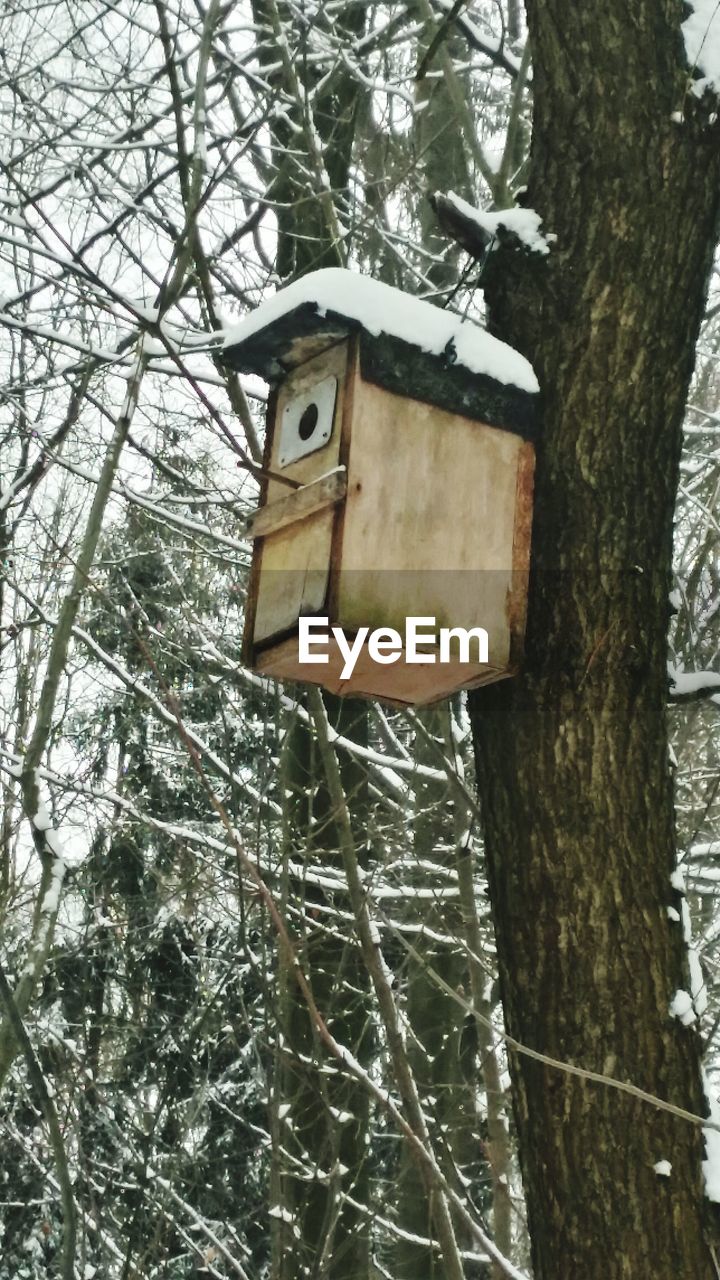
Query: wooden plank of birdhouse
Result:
<box><xmin>263</xmin><ymin>341</ymin><xmax>347</xmax><ymax>502</ymax></box>
<box><xmin>334</xmin><ymin>377</ymin><xmax>524</xmax><ymax>670</ymax></box>
<box><xmin>506</xmin><ymin>439</ymin><xmax>535</xmax><ymax>665</ymax></box>
<box><xmin>252</xmin><ymin>512</ymin><xmax>336</xmax><ymax>644</ymax></box>
<box><xmin>251</xmin><ymin>342</ymin><xmax>349</xmax><ymax>646</ymax></box>
<box><xmin>343</xmin><ymin>659</ymin><xmax>512</xmax><ymax>706</ymax></box>
<box><xmin>253</xmin><ymin>632</ymin><xmax>510</xmax><ymax>707</ymax></box>
<box><xmin>240</xmin><ymin>385</ymin><xmax>276</xmax><ymax>668</ymax></box>
<box><xmin>246</xmin><ymin>467</ymin><xmax>347</xmax><ymax>539</ymax></box>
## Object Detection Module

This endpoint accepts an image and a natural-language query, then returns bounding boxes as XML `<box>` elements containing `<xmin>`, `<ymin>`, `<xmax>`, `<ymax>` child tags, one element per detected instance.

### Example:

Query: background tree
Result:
<box><xmin>467</xmin><ymin>4</ymin><xmax>720</xmax><ymax>1277</ymax></box>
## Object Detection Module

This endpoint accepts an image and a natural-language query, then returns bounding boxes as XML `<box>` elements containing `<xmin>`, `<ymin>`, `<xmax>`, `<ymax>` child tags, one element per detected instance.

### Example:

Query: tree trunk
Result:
<box><xmin>470</xmin><ymin>5</ymin><xmax>720</xmax><ymax>1277</ymax></box>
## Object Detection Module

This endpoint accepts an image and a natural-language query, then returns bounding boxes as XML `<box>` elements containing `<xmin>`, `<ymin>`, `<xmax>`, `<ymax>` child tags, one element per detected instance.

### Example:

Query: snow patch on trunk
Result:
<box><xmin>669</xmin><ymin>988</ymin><xmax>697</xmax><ymax>1025</ymax></box>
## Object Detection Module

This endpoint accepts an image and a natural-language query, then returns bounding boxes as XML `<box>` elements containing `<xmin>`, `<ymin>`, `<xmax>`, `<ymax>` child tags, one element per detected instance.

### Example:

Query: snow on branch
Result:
<box><xmin>668</xmin><ymin>665</ymin><xmax>720</xmax><ymax>704</ymax></box>
<box><xmin>431</xmin><ymin>190</ymin><xmax>553</xmax><ymax>260</ymax></box>
<box><xmin>683</xmin><ymin>0</ymin><xmax>720</xmax><ymax>96</ymax></box>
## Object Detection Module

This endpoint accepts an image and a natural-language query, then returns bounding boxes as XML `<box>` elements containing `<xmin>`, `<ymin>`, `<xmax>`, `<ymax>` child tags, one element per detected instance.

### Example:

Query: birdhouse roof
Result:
<box><xmin>221</xmin><ymin>269</ymin><xmax>538</xmax><ymax>439</ymax></box>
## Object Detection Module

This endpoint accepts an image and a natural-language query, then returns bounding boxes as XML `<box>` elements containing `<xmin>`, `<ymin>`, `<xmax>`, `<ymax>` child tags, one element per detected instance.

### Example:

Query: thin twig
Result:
<box><xmin>0</xmin><ymin>959</ymin><xmax>77</xmax><ymax>1280</ymax></box>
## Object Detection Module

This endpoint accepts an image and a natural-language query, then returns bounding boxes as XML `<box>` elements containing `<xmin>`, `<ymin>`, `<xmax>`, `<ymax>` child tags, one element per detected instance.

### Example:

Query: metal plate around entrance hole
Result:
<box><xmin>278</xmin><ymin>375</ymin><xmax>338</xmax><ymax>467</ymax></box>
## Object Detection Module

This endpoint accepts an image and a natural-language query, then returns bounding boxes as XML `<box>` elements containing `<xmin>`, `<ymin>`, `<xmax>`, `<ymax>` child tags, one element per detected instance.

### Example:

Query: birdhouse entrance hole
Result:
<box><xmin>278</xmin><ymin>374</ymin><xmax>337</xmax><ymax>466</ymax></box>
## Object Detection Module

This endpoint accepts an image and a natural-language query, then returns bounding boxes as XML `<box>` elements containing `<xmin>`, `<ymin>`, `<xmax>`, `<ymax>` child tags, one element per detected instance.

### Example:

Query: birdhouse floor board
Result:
<box><xmin>254</xmin><ymin>635</ymin><xmax>510</xmax><ymax>707</ymax></box>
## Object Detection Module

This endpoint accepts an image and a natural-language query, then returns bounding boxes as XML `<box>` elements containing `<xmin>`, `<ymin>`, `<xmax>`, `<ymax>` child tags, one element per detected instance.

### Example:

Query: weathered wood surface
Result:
<box><xmin>252</xmin><ymin>343</ymin><xmax>347</xmax><ymax>644</ymax></box>
<box><xmin>247</xmin><ymin>467</ymin><xmax>347</xmax><ymax>539</ymax></box>
<box><xmin>336</xmin><ymin>376</ymin><xmax>527</xmax><ymax>673</ymax></box>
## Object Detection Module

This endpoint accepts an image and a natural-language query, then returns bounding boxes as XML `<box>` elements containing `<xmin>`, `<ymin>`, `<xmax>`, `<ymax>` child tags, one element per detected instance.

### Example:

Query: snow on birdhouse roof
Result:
<box><xmin>222</xmin><ymin>269</ymin><xmax>538</xmax><ymax>439</ymax></box>
<box><xmin>223</xmin><ymin>268</ymin><xmax>537</xmax><ymax>392</ymax></box>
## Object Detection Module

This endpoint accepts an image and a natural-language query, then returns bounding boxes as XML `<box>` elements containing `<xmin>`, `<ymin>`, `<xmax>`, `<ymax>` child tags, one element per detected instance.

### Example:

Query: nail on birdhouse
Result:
<box><xmin>221</xmin><ymin>268</ymin><xmax>538</xmax><ymax>707</ymax></box>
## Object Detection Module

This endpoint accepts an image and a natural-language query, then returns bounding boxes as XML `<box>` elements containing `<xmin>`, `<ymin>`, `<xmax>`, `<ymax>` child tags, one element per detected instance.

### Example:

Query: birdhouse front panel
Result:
<box><xmin>222</xmin><ymin>268</ymin><xmax>538</xmax><ymax>707</ymax></box>
<box><xmin>251</xmin><ymin>341</ymin><xmax>349</xmax><ymax>646</ymax></box>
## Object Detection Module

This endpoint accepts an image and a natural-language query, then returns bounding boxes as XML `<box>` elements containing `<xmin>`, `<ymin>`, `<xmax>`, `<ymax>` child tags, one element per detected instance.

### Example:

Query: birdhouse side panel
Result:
<box><xmin>334</xmin><ymin>377</ymin><xmax>526</xmax><ymax>669</ymax></box>
<box><xmin>252</xmin><ymin>513</ymin><xmax>337</xmax><ymax>644</ymax></box>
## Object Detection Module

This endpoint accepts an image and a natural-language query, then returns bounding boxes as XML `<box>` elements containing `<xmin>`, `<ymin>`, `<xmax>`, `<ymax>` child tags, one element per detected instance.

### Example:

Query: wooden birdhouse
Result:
<box><xmin>222</xmin><ymin>269</ymin><xmax>537</xmax><ymax>707</ymax></box>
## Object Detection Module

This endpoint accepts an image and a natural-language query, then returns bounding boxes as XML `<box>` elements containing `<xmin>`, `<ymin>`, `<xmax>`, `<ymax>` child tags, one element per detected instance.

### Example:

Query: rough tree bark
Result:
<box><xmin>468</xmin><ymin>5</ymin><xmax>720</xmax><ymax>1278</ymax></box>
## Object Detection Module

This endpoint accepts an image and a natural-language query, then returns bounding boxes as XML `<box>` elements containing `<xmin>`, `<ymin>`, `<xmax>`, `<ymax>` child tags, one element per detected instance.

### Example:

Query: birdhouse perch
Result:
<box><xmin>222</xmin><ymin>269</ymin><xmax>538</xmax><ymax>707</ymax></box>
